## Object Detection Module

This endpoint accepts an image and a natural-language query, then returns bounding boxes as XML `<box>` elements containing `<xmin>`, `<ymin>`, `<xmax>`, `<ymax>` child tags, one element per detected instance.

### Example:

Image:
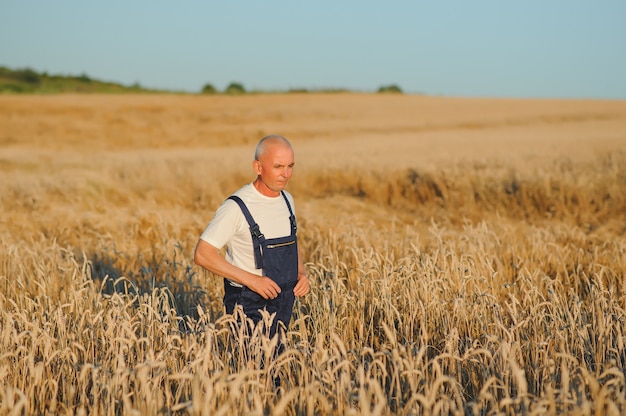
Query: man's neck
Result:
<box><xmin>253</xmin><ymin>177</ymin><xmax>280</xmax><ymax>197</ymax></box>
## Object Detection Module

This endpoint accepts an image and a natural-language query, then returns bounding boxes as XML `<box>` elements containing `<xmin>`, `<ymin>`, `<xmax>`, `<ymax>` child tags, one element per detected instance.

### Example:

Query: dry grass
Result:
<box><xmin>1</xmin><ymin>94</ymin><xmax>625</xmax><ymax>415</ymax></box>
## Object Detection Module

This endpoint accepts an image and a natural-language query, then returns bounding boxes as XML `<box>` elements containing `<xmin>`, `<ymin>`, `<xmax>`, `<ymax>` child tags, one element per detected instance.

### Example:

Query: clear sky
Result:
<box><xmin>1</xmin><ymin>1</ymin><xmax>625</xmax><ymax>99</ymax></box>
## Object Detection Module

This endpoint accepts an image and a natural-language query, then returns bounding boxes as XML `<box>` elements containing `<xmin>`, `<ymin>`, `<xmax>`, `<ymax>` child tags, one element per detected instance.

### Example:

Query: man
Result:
<box><xmin>194</xmin><ymin>134</ymin><xmax>310</xmax><ymax>337</ymax></box>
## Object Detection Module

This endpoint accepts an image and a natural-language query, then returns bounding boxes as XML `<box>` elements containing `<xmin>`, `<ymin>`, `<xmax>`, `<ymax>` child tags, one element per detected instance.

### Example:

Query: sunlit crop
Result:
<box><xmin>1</xmin><ymin>94</ymin><xmax>625</xmax><ymax>415</ymax></box>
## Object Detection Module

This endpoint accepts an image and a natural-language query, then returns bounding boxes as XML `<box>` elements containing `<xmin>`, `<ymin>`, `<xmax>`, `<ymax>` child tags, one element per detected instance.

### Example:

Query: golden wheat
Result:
<box><xmin>1</xmin><ymin>94</ymin><xmax>625</xmax><ymax>415</ymax></box>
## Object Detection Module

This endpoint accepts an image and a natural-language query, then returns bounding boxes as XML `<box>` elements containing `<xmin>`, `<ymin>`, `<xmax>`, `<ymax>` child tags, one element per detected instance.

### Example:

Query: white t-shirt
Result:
<box><xmin>200</xmin><ymin>183</ymin><xmax>296</xmax><ymax>279</ymax></box>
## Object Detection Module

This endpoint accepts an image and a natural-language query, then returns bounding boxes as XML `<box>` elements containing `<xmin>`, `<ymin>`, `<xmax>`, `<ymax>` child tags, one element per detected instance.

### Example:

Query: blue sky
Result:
<box><xmin>1</xmin><ymin>1</ymin><xmax>625</xmax><ymax>99</ymax></box>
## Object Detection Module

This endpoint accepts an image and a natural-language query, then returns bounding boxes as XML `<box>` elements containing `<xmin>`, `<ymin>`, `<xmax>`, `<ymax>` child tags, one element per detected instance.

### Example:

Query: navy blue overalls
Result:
<box><xmin>223</xmin><ymin>191</ymin><xmax>299</xmax><ymax>337</ymax></box>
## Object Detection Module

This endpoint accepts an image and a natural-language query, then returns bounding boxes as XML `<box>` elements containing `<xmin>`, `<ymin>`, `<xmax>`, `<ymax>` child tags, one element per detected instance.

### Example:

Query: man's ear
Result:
<box><xmin>253</xmin><ymin>159</ymin><xmax>262</xmax><ymax>175</ymax></box>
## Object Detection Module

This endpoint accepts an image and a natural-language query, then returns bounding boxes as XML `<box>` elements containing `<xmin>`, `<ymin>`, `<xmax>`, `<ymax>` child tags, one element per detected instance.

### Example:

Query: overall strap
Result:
<box><xmin>228</xmin><ymin>195</ymin><xmax>265</xmax><ymax>270</ymax></box>
<box><xmin>280</xmin><ymin>191</ymin><xmax>297</xmax><ymax>236</ymax></box>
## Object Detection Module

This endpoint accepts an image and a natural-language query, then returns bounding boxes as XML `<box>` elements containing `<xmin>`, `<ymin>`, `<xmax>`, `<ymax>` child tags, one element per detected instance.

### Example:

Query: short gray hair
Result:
<box><xmin>254</xmin><ymin>134</ymin><xmax>292</xmax><ymax>160</ymax></box>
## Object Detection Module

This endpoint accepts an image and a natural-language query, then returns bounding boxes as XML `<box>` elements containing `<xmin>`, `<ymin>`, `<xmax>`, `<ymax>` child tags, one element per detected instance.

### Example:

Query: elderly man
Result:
<box><xmin>194</xmin><ymin>134</ymin><xmax>310</xmax><ymax>336</ymax></box>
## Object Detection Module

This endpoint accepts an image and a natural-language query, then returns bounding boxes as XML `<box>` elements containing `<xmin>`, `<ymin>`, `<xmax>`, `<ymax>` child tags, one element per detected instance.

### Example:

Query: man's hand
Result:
<box><xmin>247</xmin><ymin>275</ymin><xmax>282</xmax><ymax>300</ymax></box>
<box><xmin>195</xmin><ymin>239</ymin><xmax>281</xmax><ymax>299</ymax></box>
<box><xmin>295</xmin><ymin>247</ymin><xmax>309</xmax><ymax>297</ymax></box>
<box><xmin>294</xmin><ymin>273</ymin><xmax>310</xmax><ymax>297</ymax></box>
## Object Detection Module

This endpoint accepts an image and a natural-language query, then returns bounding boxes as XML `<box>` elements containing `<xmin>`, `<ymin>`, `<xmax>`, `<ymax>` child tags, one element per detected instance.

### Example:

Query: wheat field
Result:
<box><xmin>1</xmin><ymin>93</ymin><xmax>625</xmax><ymax>415</ymax></box>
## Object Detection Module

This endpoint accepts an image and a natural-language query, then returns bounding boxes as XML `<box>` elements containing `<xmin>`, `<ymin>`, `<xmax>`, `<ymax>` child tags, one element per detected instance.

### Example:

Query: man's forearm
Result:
<box><xmin>194</xmin><ymin>239</ymin><xmax>281</xmax><ymax>299</ymax></box>
<box><xmin>194</xmin><ymin>240</ymin><xmax>252</xmax><ymax>286</ymax></box>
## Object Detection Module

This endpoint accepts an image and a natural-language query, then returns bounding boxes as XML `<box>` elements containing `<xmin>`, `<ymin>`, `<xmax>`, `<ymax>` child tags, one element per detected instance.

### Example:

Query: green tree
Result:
<box><xmin>201</xmin><ymin>83</ymin><xmax>217</xmax><ymax>94</ymax></box>
<box><xmin>377</xmin><ymin>84</ymin><xmax>403</xmax><ymax>94</ymax></box>
<box><xmin>224</xmin><ymin>82</ymin><xmax>246</xmax><ymax>95</ymax></box>
<box><xmin>14</xmin><ymin>68</ymin><xmax>41</xmax><ymax>85</ymax></box>
<box><xmin>76</xmin><ymin>73</ymin><xmax>92</xmax><ymax>83</ymax></box>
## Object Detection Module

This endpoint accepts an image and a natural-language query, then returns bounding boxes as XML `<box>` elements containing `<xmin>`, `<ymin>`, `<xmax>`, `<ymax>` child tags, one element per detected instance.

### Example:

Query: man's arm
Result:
<box><xmin>293</xmin><ymin>244</ymin><xmax>310</xmax><ymax>297</ymax></box>
<box><xmin>194</xmin><ymin>239</ymin><xmax>282</xmax><ymax>300</ymax></box>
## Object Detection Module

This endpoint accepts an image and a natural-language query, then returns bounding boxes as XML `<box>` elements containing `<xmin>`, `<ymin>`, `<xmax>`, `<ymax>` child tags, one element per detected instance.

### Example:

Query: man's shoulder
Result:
<box><xmin>228</xmin><ymin>184</ymin><xmax>255</xmax><ymax>209</ymax></box>
<box><xmin>231</xmin><ymin>183</ymin><xmax>255</xmax><ymax>199</ymax></box>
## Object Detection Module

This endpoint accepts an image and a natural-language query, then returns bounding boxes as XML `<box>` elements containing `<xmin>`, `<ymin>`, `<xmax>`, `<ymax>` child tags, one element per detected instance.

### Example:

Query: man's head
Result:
<box><xmin>252</xmin><ymin>135</ymin><xmax>295</xmax><ymax>197</ymax></box>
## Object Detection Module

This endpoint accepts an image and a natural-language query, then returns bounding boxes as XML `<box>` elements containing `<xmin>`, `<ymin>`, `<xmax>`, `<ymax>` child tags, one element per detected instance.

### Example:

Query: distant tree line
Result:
<box><xmin>1</xmin><ymin>66</ymin><xmax>405</xmax><ymax>95</ymax></box>
<box><xmin>0</xmin><ymin>66</ymin><xmax>160</xmax><ymax>94</ymax></box>
<box><xmin>201</xmin><ymin>82</ymin><xmax>403</xmax><ymax>95</ymax></box>
<box><xmin>0</xmin><ymin>67</ymin><xmax>43</xmax><ymax>92</ymax></box>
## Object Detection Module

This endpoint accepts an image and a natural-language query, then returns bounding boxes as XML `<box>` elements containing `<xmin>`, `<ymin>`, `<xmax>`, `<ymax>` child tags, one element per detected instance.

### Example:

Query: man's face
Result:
<box><xmin>254</xmin><ymin>142</ymin><xmax>295</xmax><ymax>196</ymax></box>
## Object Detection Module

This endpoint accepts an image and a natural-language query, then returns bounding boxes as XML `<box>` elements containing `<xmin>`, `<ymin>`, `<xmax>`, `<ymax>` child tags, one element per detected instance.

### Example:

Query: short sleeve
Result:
<box><xmin>199</xmin><ymin>199</ymin><xmax>244</xmax><ymax>249</ymax></box>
